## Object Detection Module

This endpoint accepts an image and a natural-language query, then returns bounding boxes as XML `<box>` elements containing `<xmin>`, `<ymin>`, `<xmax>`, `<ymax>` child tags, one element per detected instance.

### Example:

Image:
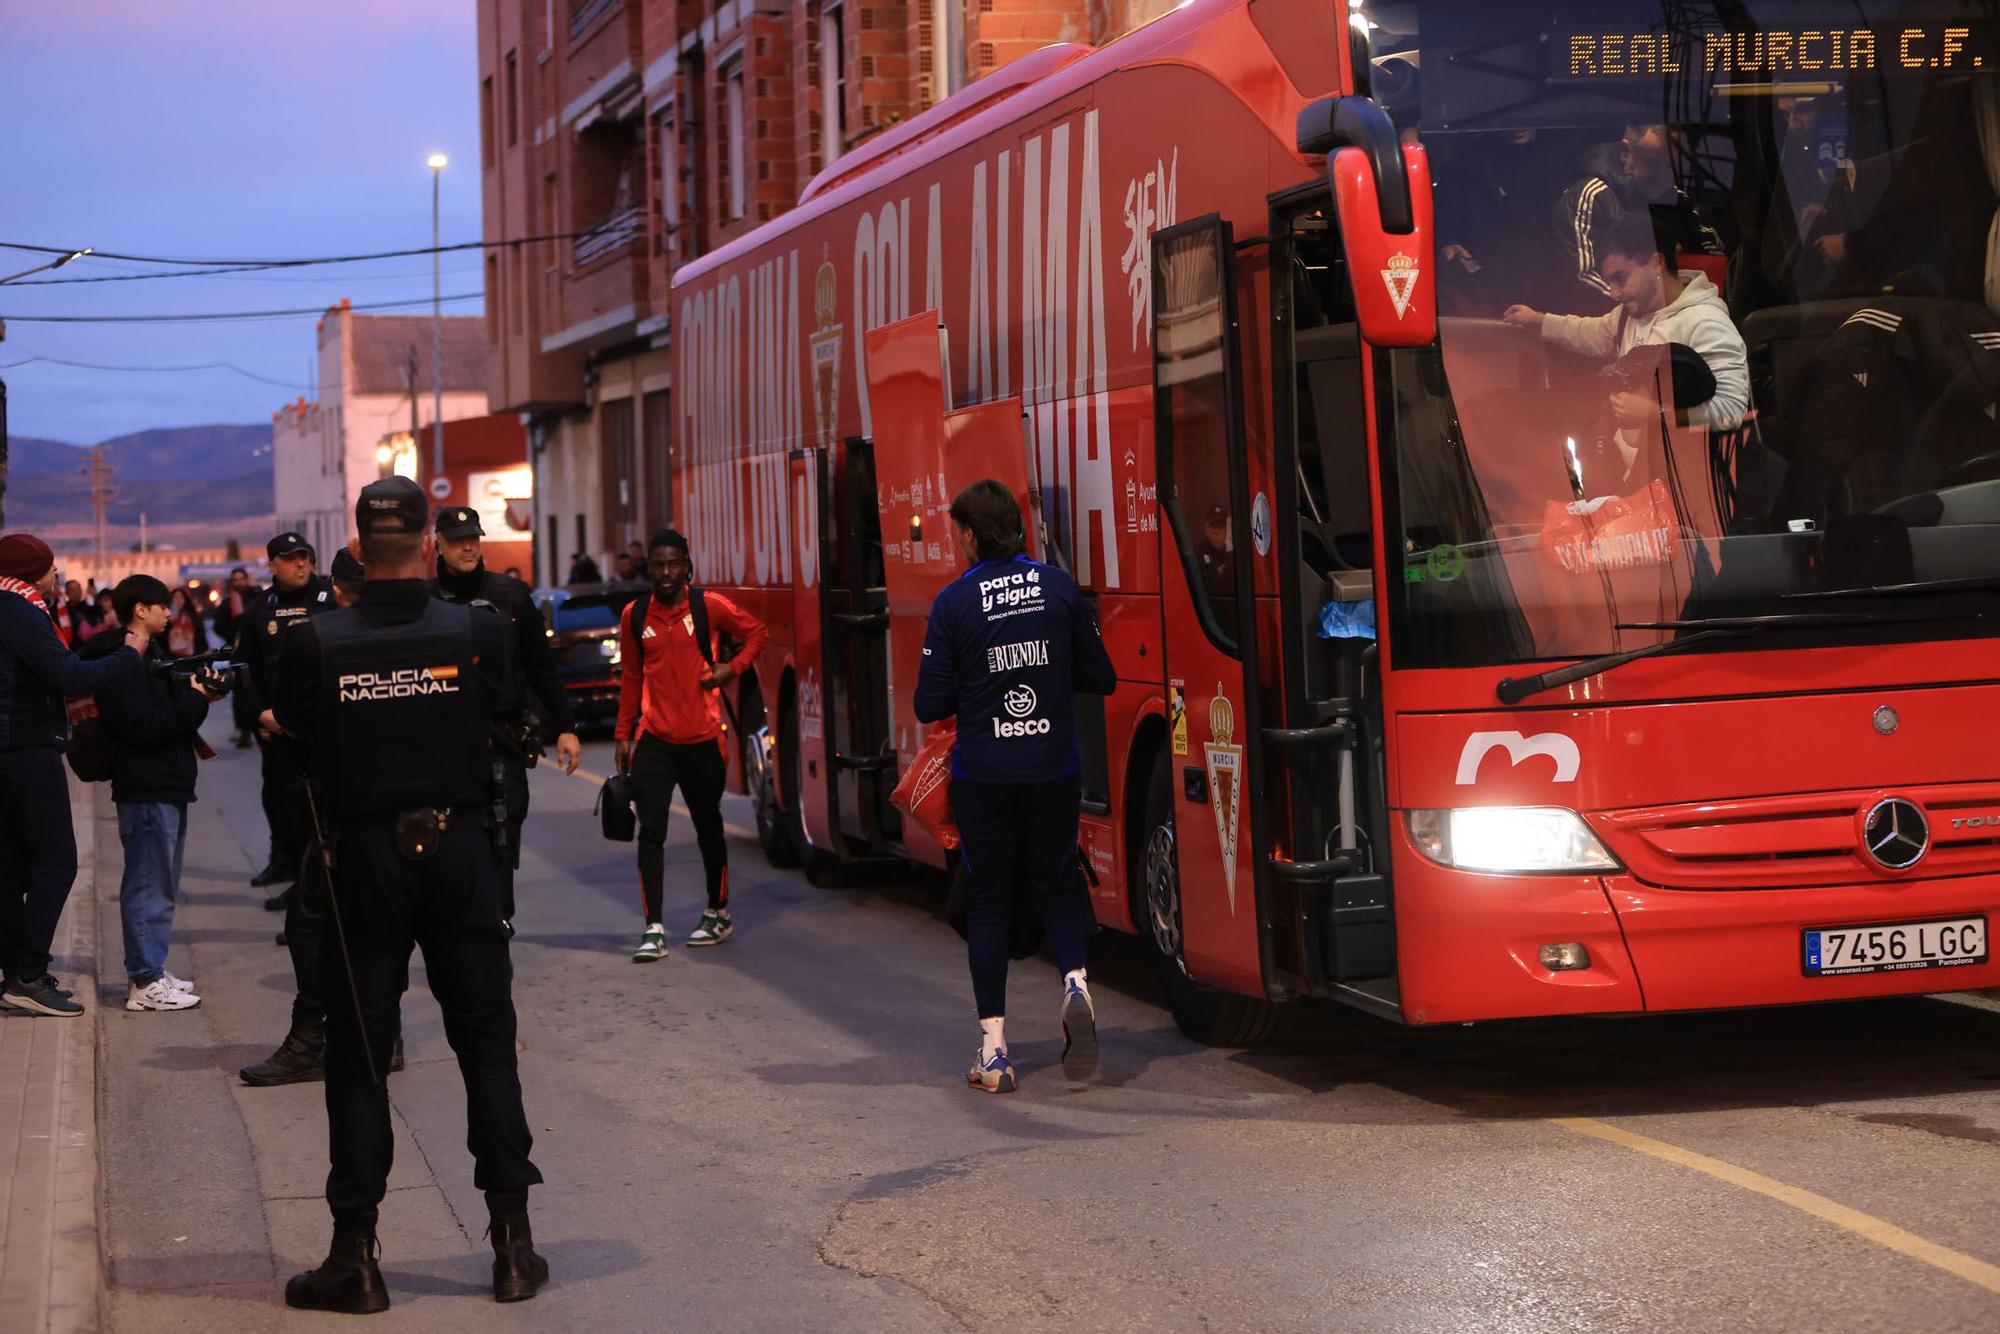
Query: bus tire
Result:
<box><xmin>750</xmin><ymin>708</ymin><xmax>801</xmax><ymax>870</ymax></box>
<box><xmin>782</xmin><ymin>689</ymin><xmax>841</xmax><ymax>887</ymax></box>
<box><xmin>1141</xmin><ymin>749</ymin><xmax>1282</xmax><ymax>1048</ymax></box>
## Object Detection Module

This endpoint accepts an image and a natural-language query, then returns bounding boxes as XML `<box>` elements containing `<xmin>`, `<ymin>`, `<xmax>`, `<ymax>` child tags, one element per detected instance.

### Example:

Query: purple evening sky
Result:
<box><xmin>0</xmin><ymin>0</ymin><xmax>485</xmax><ymax>446</ymax></box>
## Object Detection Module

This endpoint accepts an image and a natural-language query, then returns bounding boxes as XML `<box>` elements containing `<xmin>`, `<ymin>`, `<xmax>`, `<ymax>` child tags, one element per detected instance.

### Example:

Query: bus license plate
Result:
<box><xmin>1802</xmin><ymin>917</ymin><xmax>1987</xmax><ymax>977</ymax></box>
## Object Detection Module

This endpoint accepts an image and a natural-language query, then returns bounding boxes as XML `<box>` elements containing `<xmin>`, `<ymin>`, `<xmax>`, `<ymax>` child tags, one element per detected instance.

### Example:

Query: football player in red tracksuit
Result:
<box><xmin>614</xmin><ymin>529</ymin><xmax>768</xmax><ymax>960</ymax></box>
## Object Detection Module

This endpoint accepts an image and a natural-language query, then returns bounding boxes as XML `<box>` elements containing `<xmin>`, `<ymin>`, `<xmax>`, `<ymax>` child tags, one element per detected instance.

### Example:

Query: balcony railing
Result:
<box><xmin>569</xmin><ymin>0</ymin><xmax>619</xmax><ymax>40</ymax></box>
<box><xmin>573</xmin><ymin>204</ymin><xmax>644</xmax><ymax>268</ymax></box>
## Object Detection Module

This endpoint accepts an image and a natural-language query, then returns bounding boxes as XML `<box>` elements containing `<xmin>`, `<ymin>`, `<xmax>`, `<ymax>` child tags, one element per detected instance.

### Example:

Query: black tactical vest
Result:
<box><xmin>313</xmin><ymin>600</ymin><xmax>490</xmax><ymax>819</ymax></box>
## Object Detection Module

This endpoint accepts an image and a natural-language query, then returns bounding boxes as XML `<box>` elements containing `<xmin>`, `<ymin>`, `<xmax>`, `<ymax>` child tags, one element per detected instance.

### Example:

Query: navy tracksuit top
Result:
<box><xmin>913</xmin><ymin>555</ymin><xmax>1117</xmax><ymax>783</ymax></box>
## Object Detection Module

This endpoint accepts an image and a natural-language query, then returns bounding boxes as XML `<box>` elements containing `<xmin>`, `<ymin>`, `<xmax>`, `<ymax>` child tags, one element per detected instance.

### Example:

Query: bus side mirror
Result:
<box><xmin>1298</xmin><ymin>96</ymin><xmax>1436</xmax><ymax>348</ymax></box>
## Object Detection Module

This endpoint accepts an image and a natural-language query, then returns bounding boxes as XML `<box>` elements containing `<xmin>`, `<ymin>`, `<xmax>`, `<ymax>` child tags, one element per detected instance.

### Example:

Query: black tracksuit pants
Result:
<box><xmin>629</xmin><ymin>734</ymin><xmax>729</xmax><ymax>921</ymax></box>
<box><xmin>258</xmin><ymin>733</ymin><xmax>311</xmax><ymax>877</ymax></box>
<box><xmin>0</xmin><ymin>747</ymin><xmax>78</xmax><ymax>985</ymax></box>
<box><xmin>320</xmin><ymin>820</ymin><xmax>540</xmax><ymax>1226</ymax></box>
<box><xmin>952</xmin><ymin>773</ymin><xmax>1090</xmax><ymax>1019</ymax></box>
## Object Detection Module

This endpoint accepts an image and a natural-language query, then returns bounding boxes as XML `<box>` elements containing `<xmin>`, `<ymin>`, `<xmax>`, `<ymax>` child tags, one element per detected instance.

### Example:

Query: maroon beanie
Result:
<box><xmin>0</xmin><ymin>533</ymin><xmax>56</xmax><ymax>583</ymax></box>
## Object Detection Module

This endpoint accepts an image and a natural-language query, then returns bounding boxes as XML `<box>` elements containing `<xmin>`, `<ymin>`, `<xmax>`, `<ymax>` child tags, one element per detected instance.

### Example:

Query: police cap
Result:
<box><xmin>267</xmin><ymin>530</ymin><xmax>313</xmax><ymax>560</ymax></box>
<box><xmin>435</xmin><ymin>505</ymin><xmax>484</xmax><ymax>540</ymax></box>
<box><xmin>355</xmin><ymin>477</ymin><xmax>428</xmax><ymax>536</ymax></box>
<box><xmin>330</xmin><ymin>548</ymin><xmax>364</xmax><ymax>582</ymax></box>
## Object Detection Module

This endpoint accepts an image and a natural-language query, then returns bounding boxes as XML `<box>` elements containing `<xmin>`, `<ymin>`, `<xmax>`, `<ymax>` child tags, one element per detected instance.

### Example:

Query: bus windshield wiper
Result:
<box><xmin>1494</xmin><ymin>610</ymin><xmax>1977</xmax><ymax>705</ymax></box>
<box><xmin>1784</xmin><ymin>574</ymin><xmax>2000</xmax><ymax>600</ymax></box>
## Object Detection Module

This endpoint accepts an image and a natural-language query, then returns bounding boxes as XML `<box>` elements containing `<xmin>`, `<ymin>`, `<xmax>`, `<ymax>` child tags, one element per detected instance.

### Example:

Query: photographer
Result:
<box><xmin>1506</xmin><ymin>214</ymin><xmax>1748</xmax><ymax>491</ymax></box>
<box><xmin>79</xmin><ymin>576</ymin><xmax>225</xmax><ymax>1012</ymax></box>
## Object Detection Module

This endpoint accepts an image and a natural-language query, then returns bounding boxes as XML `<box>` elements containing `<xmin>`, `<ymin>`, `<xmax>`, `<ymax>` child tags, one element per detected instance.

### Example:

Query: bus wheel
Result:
<box><xmin>782</xmin><ymin>691</ymin><xmax>841</xmax><ymax>887</ymax></box>
<box><xmin>1141</xmin><ymin>751</ymin><xmax>1282</xmax><ymax>1048</ymax></box>
<box><xmin>748</xmin><ymin>719</ymin><xmax>800</xmax><ymax>869</ymax></box>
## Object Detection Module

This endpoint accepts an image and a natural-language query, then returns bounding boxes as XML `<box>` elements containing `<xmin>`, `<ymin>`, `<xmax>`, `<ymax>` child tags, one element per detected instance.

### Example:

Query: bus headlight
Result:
<box><xmin>1406</xmin><ymin>807</ymin><xmax>1619</xmax><ymax>874</ymax></box>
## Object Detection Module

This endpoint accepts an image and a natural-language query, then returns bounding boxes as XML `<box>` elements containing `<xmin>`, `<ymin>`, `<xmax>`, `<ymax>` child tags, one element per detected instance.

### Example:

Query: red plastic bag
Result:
<box><xmin>1541</xmin><ymin>479</ymin><xmax>1681</xmax><ymax>575</ymax></box>
<box><xmin>891</xmin><ymin>719</ymin><xmax>959</xmax><ymax>850</ymax></box>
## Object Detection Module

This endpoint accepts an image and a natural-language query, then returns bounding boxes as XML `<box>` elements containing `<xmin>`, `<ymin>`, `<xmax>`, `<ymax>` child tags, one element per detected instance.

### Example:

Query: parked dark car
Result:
<box><xmin>531</xmin><ymin>583</ymin><xmax>649</xmax><ymax>734</ymax></box>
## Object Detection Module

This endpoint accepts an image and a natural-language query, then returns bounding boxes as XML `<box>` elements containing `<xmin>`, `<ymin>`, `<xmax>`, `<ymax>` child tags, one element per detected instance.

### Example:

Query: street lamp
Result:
<box><xmin>427</xmin><ymin>153</ymin><xmax>448</xmax><ymax>480</ymax></box>
<box><xmin>0</xmin><ymin>247</ymin><xmax>92</xmax><ymax>286</ymax></box>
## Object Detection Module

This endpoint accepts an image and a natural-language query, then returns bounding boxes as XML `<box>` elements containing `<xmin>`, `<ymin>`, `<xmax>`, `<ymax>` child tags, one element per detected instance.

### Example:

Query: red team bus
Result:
<box><xmin>669</xmin><ymin>0</ymin><xmax>2000</xmax><ymax>1042</ymax></box>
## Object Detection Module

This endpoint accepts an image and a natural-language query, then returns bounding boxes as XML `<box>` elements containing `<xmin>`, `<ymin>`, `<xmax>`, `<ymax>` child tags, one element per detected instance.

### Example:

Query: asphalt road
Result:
<box><xmin>87</xmin><ymin>725</ymin><xmax>2000</xmax><ymax>1331</ymax></box>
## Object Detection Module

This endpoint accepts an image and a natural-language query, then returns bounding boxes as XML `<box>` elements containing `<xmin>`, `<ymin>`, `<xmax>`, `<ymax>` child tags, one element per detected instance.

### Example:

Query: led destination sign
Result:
<box><xmin>1566</xmin><ymin>25</ymin><xmax>1986</xmax><ymax>77</ymax></box>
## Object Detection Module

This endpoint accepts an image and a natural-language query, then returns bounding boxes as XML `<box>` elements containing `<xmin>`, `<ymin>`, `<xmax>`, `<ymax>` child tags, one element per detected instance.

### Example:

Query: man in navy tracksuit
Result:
<box><xmin>914</xmin><ymin>480</ymin><xmax>1116</xmax><ymax>1093</ymax></box>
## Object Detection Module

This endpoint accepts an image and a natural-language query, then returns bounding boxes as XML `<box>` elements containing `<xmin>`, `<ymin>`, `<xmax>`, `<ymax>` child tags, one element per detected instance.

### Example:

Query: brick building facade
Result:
<box><xmin>476</xmin><ymin>0</ymin><xmax>1177</xmax><ymax>587</ymax></box>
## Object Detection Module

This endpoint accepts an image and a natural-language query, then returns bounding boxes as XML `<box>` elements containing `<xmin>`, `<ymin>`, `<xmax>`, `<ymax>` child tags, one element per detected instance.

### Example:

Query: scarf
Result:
<box><xmin>0</xmin><ymin>574</ymin><xmax>52</xmax><ymax>620</ymax></box>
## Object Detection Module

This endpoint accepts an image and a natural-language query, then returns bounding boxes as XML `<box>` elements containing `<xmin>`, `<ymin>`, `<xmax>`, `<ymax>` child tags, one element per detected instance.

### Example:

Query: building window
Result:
<box><xmin>542</xmin><ymin>0</ymin><xmax>555</xmax><ymax>53</ymax></box>
<box><xmin>601</xmin><ymin>397</ymin><xmax>639</xmax><ymax>550</ymax></box>
<box><xmin>513</xmin><ymin>247</ymin><xmax>527</xmax><ymax>335</ymax></box>
<box><xmin>506</xmin><ymin>50</ymin><xmax>520</xmax><ymax>147</ymax></box>
<box><xmin>642</xmin><ymin>389</ymin><xmax>674</xmax><ymax>531</ymax></box>
<box><xmin>655</xmin><ymin>109</ymin><xmax>678</xmax><ymax>229</ymax></box>
<box><xmin>725</xmin><ymin>62</ymin><xmax>746</xmax><ymax>221</ymax></box>
<box><xmin>480</xmin><ymin>75</ymin><xmax>495</xmax><ymax>167</ymax></box>
<box><xmin>820</xmin><ymin>3</ymin><xmax>848</xmax><ymax>164</ymax></box>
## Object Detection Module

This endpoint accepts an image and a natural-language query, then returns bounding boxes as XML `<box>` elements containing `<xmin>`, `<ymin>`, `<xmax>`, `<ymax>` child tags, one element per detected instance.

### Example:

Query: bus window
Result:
<box><xmin>1153</xmin><ymin>215</ymin><xmax>1247</xmax><ymax>655</ymax></box>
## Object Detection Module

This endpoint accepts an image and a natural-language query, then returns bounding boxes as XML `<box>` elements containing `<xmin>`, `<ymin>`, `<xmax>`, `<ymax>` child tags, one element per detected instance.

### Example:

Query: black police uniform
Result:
<box><xmin>433</xmin><ymin>506</ymin><xmax>574</xmax><ymax>923</ymax></box>
<box><xmin>275</xmin><ymin>479</ymin><xmax>546</xmax><ymax>1313</ymax></box>
<box><xmin>238</xmin><ymin>546</ymin><xmax>335</xmax><ymax>888</ymax></box>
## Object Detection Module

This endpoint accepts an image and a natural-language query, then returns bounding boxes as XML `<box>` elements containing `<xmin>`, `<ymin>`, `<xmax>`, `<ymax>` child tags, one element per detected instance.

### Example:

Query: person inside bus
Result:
<box><xmin>913</xmin><ymin>480</ymin><xmax>1116</xmax><ymax>1094</ymax></box>
<box><xmin>1504</xmin><ymin>214</ymin><xmax>1748</xmax><ymax>493</ymax></box>
<box><xmin>1550</xmin><ymin>125</ymin><xmax>1722</xmax><ymax>315</ymax></box>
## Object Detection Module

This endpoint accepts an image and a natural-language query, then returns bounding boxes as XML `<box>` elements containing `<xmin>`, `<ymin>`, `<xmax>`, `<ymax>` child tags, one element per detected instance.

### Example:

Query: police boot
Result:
<box><xmin>251</xmin><ymin>861</ymin><xmax>288</xmax><ymax>888</ymax></box>
<box><xmin>263</xmin><ymin>884</ymin><xmax>294</xmax><ymax>911</ymax></box>
<box><xmin>285</xmin><ymin>1220</ymin><xmax>389</xmax><ymax>1315</ymax></box>
<box><xmin>487</xmin><ymin>1193</ymin><xmax>548</xmax><ymax>1303</ymax></box>
<box><xmin>240</xmin><ymin>1019</ymin><xmax>326</xmax><ymax>1086</ymax></box>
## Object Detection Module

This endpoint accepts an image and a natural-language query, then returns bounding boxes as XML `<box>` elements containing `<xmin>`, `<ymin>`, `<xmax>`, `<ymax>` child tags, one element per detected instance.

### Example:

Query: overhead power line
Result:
<box><xmin>0</xmin><ymin>356</ymin><xmax>312</xmax><ymax>389</ymax></box>
<box><xmin>0</xmin><ymin>291</ymin><xmax>482</xmax><ymax>324</ymax></box>
<box><xmin>1</xmin><ymin>232</ymin><xmax>588</xmax><ymax>282</ymax></box>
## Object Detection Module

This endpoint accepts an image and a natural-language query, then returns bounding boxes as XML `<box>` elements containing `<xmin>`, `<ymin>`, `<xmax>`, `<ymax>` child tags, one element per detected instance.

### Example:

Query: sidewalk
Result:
<box><xmin>0</xmin><ymin>776</ymin><xmax>104</xmax><ymax>1334</ymax></box>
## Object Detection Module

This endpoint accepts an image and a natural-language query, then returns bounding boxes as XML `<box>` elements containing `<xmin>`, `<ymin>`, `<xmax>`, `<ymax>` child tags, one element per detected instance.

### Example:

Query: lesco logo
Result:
<box><xmin>1862</xmin><ymin>797</ymin><xmax>1930</xmax><ymax>871</ymax></box>
<box><xmin>1003</xmin><ymin>684</ymin><xmax>1038</xmax><ymax>719</ymax></box>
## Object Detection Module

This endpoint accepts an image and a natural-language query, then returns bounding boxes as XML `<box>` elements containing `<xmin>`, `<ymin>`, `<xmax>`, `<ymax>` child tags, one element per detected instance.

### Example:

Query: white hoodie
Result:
<box><xmin>1537</xmin><ymin>271</ymin><xmax>1750</xmax><ymax>432</ymax></box>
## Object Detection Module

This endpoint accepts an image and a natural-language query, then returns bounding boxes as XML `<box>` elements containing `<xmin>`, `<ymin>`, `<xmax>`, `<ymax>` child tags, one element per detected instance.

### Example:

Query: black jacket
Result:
<box><xmin>1</xmin><ymin>590</ymin><xmax>138</xmax><ymax>753</ymax></box>
<box><xmin>238</xmin><ymin>576</ymin><xmax>336</xmax><ymax>699</ymax></box>
<box><xmin>435</xmin><ymin>558</ymin><xmax>575</xmax><ymax>735</ymax></box>
<box><xmin>79</xmin><ymin>630</ymin><xmax>209</xmax><ymax>805</ymax></box>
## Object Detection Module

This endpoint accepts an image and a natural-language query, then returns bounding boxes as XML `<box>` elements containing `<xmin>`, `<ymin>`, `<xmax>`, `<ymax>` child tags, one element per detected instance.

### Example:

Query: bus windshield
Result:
<box><xmin>1359</xmin><ymin>1</ymin><xmax>2000</xmax><ymax>669</ymax></box>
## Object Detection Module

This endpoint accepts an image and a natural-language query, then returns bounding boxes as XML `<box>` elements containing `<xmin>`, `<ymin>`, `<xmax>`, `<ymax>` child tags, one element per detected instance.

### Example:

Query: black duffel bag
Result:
<box><xmin>597</xmin><ymin>770</ymin><xmax>636</xmax><ymax>842</ymax></box>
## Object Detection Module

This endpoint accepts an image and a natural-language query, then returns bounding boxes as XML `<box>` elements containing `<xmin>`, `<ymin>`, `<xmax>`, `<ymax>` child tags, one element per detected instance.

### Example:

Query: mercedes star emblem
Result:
<box><xmin>1872</xmin><ymin>706</ymin><xmax>1900</xmax><ymax>735</ymax></box>
<box><xmin>1862</xmin><ymin>797</ymin><xmax>1929</xmax><ymax>871</ymax></box>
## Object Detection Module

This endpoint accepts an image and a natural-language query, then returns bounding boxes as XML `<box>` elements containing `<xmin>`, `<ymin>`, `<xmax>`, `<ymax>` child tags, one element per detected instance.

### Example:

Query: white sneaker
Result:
<box><xmin>161</xmin><ymin>971</ymin><xmax>196</xmax><ymax>994</ymax></box>
<box><xmin>127</xmin><ymin>978</ymin><xmax>201</xmax><ymax>1011</ymax></box>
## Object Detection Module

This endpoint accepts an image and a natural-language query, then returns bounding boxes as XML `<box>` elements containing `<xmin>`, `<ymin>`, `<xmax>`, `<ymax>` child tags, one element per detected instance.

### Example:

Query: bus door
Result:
<box><xmin>1267</xmin><ymin>188</ymin><xmax>1394</xmax><ymax>1001</ymax></box>
<box><xmin>1150</xmin><ymin>211</ymin><xmax>1391</xmax><ymax>1003</ymax></box>
<box><xmin>787</xmin><ymin>446</ymin><xmax>842</xmax><ymax>858</ymax></box>
<box><xmin>826</xmin><ymin>437</ymin><xmax>897</xmax><ymax>850</ymax></box>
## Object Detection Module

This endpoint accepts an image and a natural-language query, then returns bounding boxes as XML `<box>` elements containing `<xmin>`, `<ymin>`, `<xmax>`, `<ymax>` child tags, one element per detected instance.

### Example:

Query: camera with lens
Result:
<box><xmin>164</xmin><ymin>650</ymin><xmax>251</xmax><ymax>697</ymax></box>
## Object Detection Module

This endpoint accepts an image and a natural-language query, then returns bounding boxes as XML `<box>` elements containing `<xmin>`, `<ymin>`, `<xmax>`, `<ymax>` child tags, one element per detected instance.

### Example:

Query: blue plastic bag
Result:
<box><xmin>1317</xmin><ymin>599</ymin><xmax>1377</xmax><ymax>640</ymax></box>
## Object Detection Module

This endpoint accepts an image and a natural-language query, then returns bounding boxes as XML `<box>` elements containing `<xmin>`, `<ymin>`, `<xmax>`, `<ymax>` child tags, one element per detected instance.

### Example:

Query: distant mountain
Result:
<box><xmin>5</xmin><ymin>423</ymin><xmax>271</xmax><ymax>482</ymax></box>
<box><xmin>4</xmin><ymin>423</ymin><xmax>273</xmax><ymax>527</ymax></box>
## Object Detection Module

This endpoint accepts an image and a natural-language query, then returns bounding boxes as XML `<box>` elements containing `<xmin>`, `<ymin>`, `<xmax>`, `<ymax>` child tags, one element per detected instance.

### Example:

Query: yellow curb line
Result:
<box><xmin>1550</xmin><ymin>1117</ymin><xmax>2000</xmax><ymax>1295</ymax></box>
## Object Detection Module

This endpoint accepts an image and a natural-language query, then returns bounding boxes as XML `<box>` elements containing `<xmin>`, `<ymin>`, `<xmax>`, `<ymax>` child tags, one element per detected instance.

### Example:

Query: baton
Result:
<box><xmin>302</xmin><ymin>781</ymin><xmax>381</xmax><ymax>1089</ymax></box>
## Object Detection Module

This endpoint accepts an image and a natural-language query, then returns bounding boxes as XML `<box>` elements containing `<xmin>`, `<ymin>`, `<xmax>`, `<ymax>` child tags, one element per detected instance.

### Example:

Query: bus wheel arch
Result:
<box><xmin>752</xmin><ymin>668</ymin><xmax>800</xmax><ymax>869</ymax></box>
<box><xmin>1137</xmin><ymin>743</ymin><xmax>1283</xmax><ymax>1048</ymax></box>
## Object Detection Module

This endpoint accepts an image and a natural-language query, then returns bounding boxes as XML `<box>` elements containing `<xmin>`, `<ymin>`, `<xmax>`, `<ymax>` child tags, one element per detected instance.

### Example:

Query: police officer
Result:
<box><xmin>239</xmin><ymin>531</ymin><xmax>333</xmax><ymax>902</ymax></box>
<box><xmin>274</xmin><ymin>478</ymin><xmax>547</xmax><ymax>1313</ymax></box>
<box><xmin>238</xmin><ymin>532</ymin><xmax>343</xmax><ymax>1088</ymax></box>
<box><xmin>913</xmin><ymin>479</ymin><xmax>1116</xmax><ymax>1094</ymax></box>
<box><xmin>433</xmin><ymin>505</ymin><xmax>580</xmax><ymax>930</ymax></box>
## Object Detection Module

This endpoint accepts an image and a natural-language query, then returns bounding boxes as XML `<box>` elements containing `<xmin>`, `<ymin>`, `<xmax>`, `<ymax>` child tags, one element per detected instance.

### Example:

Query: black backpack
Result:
<box><xmin>625</xmin><ymin>585</ymin><xmax>720</xmax><ymax>670</ymax></box>
<box><xmin>63</xmin><ymin>695</ymin><xmax>115</xmax><ymax>783</ymax></box>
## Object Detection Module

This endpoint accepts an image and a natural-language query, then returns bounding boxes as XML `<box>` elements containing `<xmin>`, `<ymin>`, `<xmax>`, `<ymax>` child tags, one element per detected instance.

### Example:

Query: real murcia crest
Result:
<box><xmin>1381</xmin><ymin>252</ymin><xmax>1420</xmax><ymax>319</ymax></box>
<box><xmin>809</xmin><ymin>248</ymin><xmax>844</xmax><ymax>448</ymax></box>
<box><xmin>1203</xmin><ymin>683</ymin><xmax>1244</xmax><ymax>913</ymax></box>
